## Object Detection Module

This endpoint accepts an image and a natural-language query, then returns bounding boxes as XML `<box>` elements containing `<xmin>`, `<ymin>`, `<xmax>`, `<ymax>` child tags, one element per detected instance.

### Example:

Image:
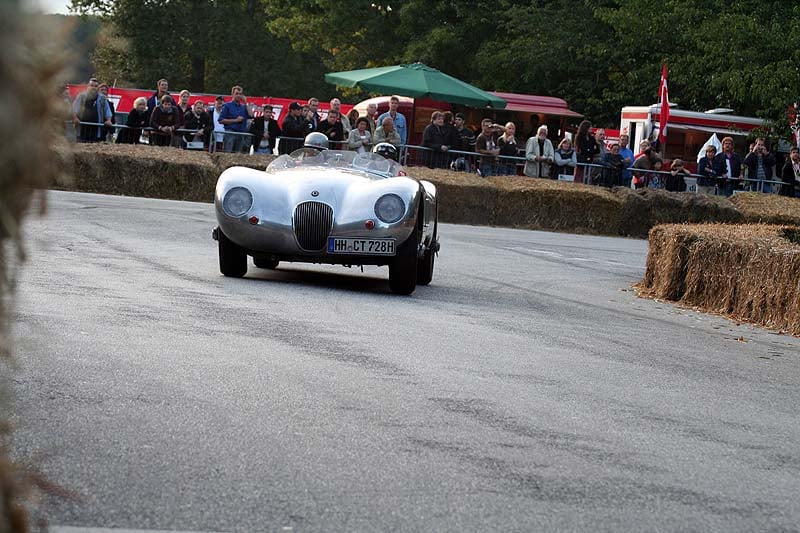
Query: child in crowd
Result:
<box><xmin>665</xmin><ymin>159</ymin><xmax>688</xmax><ymax>192</ymax></box>
<box><xmin>602</xmin><ymin>143</ymin><xmax>624</xmax><ymax>187</ymax></box>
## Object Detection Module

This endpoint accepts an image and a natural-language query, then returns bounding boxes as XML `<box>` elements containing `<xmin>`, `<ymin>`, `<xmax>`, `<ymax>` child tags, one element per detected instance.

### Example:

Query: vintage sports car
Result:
<box><xmin>212</xmin><ymin>147</ymin><xmax>439</xmax><ymax>294</ymax></box>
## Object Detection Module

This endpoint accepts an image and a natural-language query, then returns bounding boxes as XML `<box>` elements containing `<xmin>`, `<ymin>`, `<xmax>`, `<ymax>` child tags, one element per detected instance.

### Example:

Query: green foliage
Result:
<box><xmin>70</xmin><ymin>0</ymin><xmax>800</xmax><ymax>128</ymax></box>
<box><xmin>70</xmin><ymin>0</ymin><xmax>331</xmax><ymax>99</ymax></box>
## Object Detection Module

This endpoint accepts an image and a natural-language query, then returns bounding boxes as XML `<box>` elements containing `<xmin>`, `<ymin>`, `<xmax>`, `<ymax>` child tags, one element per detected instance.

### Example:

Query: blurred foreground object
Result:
<box><xmin>0</xmin><ymin>1</ymin><xmax>67</xmax><ymax>531</ymax></box>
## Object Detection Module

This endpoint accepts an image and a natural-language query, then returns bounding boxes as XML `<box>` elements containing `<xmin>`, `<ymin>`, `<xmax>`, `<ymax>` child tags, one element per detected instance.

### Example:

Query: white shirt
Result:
<box><xmin>213</xmin><ymin>108</ymin><xmax>225</xmax><ymax>142</ymax></box>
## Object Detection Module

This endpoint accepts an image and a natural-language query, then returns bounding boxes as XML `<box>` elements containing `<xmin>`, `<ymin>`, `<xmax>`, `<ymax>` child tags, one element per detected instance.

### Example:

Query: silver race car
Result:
<box><xmin>212</xmin><ymin>138</ymin><xmax>439</xmax><ymax>295</ymax></box>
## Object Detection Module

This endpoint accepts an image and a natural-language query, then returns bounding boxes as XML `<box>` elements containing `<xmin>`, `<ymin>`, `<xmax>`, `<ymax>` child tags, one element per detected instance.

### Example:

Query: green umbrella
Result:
<box><xmin>325</xmin><ymin>62</ymin><xmax>506</xmax><ymax>109</ymax></box>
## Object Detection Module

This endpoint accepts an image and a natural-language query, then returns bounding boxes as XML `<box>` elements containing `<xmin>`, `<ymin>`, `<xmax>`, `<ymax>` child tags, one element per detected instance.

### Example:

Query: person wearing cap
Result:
<box><xmin>697</xmin><ymin>145</ymin><xmax>721</xmax><ymax>195</ymax></box>
<box><xmin>249</xmin><ymin>103</ymin><xmax>282</xmax><ymax>154</ymax></box>
<box><xmin>713</xmin><ymin>136</ymin><xmax>743</xmax><ymax>196</ymax></box>
<box><xmin>280</xmin><ymin>101</ymin><xmax>306</xmax><ymax>154</ymax></box>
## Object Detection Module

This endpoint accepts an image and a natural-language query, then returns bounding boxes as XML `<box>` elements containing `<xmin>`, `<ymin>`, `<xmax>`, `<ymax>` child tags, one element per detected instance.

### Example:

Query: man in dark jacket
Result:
<box><xmin>743</xmin><ymin>137</ymin><xmax>777</xmax><ymax>193</ymax></box>
<box><xmin>780</xmin><ymin>146</ymin><xmax>800</xmax><ymax>197</ymax></box>
<box><xmin>317</xmin><ymin>109</ymin><xmax>345</xmax><ymax>147</ymax></box>
<box><xmin>146</xmin><ymin>78</ymin><xmax>170</xmax><ymax>112</ymax></box>
<box><xmin>713</xmin><ymin>136</ymin><xmax>743</xmax><ymax>196</ymax></box>
<box><xmin>71</xmin><ymin>78</ymin><xmax>114</xmax><ymax>143</ymax></box>
<box><xmin>422</xmin><ymin>111</ymin><xmax>449</xmax><ymax>168</ymax></box>
<box><xmin>183</xmin><ymin>100</ymin><xmax>213</xmax><ymax>149</ymax></box>
<box><xmin>280</xmin><ymin>102</ymin><xmax>306</xmax><ymax>154</ymax></box>
<box><xmin>249</xmin><ymin>103</ymin><xmax>282</xmax><ymax>154</ymax></box>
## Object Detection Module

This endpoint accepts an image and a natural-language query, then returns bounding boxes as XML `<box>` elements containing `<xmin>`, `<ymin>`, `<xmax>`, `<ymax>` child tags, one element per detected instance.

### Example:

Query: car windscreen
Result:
<box><xmin>266</xmin><ymin>150</ymin><xmax>402</xmax><ymax>178</ymax></box>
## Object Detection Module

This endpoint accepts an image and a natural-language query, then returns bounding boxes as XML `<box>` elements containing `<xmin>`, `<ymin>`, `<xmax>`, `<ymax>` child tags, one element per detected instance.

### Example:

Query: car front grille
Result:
<box><xmin>293</xmin><ymin>201</ymin><xmax>334</xmax><ymax>251</ymax></box>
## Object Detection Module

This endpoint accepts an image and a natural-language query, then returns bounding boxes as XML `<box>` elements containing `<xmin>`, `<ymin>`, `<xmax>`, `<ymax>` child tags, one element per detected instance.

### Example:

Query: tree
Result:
<box><xmin>474</xmin><ymin>0</ymin><xmax>622</xmax><ymax>125</ymax></box>
<box><xmin>69</xmin><ymin>0</ymin><xmax>331</xmax><ymax>98</ymax></box>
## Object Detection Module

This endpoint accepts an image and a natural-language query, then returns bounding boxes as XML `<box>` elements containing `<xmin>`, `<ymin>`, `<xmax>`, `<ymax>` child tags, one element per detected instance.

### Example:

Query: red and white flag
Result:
<box><xmin>658</xmin><ymin>64</ymin><xmax>669</xmax><ymax>144</ymax></box>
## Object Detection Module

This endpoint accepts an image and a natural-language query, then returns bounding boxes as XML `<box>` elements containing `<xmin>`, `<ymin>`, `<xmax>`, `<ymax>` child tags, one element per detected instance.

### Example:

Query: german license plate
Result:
<box><xmin>328</xmin><ymin>237</ymin><xmax>396</xmax><ymax>255</ymax></box>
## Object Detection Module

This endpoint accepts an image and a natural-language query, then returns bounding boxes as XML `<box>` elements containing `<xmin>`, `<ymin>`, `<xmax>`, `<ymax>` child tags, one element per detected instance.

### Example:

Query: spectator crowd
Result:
<box><xmin>68</xmin><ymin>77</ymin><xmax>800</xmax><ymax>198</ymax></box>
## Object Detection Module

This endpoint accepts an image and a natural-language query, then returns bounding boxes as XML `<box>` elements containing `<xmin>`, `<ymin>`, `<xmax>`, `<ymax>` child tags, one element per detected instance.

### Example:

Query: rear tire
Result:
<box><xmin>389</xmin><ymin>230</ymin><xmax>419</xmax><ymax>295</ymax></box>
<box><xmin>219</xmin><ymin>229</ymin><xmax>247</xmax><ymax>278</ymax></box>
<box><xmin>417</xmin><ymin>222</ymin><xmax>437</xmax><ymax>286</ymax></box>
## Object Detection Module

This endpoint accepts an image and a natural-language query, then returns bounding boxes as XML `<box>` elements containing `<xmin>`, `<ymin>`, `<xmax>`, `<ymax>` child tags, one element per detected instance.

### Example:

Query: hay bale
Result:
<box><xmin>614</xmin><ymin>188</ymin><xmax>744</xmax><ymax>238</ymax></box>
<box><xmin>209</xmin><ymin>152</ymin><xmax>274</xmax><ymax>173</ymax></box>
<box><xmin>410</xmin><ymin>167</ymin><xmax>499</xmax><ymax>225</ymax></box>
<box><xmin>63</xmin><ymin>143</ymin><xmax>218</xmax><ymax>202</ymax></box>
<box><xmin>728</xmin><ymin>192</ymin><xmax>800</xmax><ymax>225</ymax></box>
<box><xmin>640</xmin><ymin>224</ymin><xmax>800</xmax><ymax>335</ymax></box>
<box><xmin>489</xmin><ymin>176</ymin><xmax>623</xmax><ymax>234</ymax></box>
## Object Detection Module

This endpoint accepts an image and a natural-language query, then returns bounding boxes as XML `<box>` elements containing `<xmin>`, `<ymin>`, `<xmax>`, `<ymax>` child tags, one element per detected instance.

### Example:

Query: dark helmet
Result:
<box><xmin>303</xmin><ymin>132</ymin><xmax>329</xmax><ymax>151</ymax></box>
<box><xmin>372</xmin><ymin>142</ymin><xmax>398</xmax><ymax>161</ymax></box>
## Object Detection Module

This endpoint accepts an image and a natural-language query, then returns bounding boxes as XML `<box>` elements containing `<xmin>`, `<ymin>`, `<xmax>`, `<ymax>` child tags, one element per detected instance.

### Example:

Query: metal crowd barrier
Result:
<box><xmin>72</xmin><ymin>120</ymin><xmax>257</xmax><ymax>152</ymax></box>
<box><xmin>572</xmin><ymin>161</ymin><xmax>787</xmax><ymax>195</ymax></box>
<box><xmin>66</xmin><ymin>123</ymin><xmax>795</xmax><ymax>195</ymax></box>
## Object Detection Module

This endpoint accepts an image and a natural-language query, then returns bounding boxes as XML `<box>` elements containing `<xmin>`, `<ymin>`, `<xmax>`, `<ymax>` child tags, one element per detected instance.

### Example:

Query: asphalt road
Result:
<box><xmin>8</xmin><ymin>191</ymin><xmax>800</xmax><ymax>532</ymax></box>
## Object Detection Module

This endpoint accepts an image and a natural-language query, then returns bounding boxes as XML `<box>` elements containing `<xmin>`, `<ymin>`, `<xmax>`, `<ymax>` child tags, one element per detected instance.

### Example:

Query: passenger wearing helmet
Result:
<box><xmin>372</xmin><ymin>142</ymin><xmax>399</xmax><ymax>162</ymax></box>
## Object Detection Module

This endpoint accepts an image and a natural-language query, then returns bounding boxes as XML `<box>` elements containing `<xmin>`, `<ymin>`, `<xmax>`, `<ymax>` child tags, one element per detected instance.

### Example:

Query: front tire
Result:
<box><xmin>219</xmin><ymin>229</ymin><xmax>247</xmax><ymax>278</ymax></box>
<box><xmin>389</xmin><ymin>230</ymin><xmax>419</xmax><ymax>295</ymax></box>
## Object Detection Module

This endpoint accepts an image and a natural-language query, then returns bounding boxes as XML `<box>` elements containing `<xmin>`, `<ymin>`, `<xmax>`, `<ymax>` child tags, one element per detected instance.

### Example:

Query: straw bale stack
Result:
<box><xmin>489</xmin><ymin>176</ymin><xmax>623</xmax><ymax>234</ymax></box>
<box><xmin>53</xmin><ymin>145</ymin><xmax>800</xmax><ymax>240</ymax></box>
<box><xmin>410</xmin><ymin>167</ymin><xmax>498</xmax><ymax>225</ymax></box>
<box><xmin>728</xmin><ymin>192</ymin><xmax>800</xmax><ymax>225</ymax></box>
<box><xmin>640</xmin><ymin>224</ymin><xmax>800</xmax><ymax>335</ymax></box>
<box><xmin>210</xmin><ymin>152</ymin><xmax>274</xmax><ymax>172</ymax></box>
<box><xmin>61</xmin><ymin>144</ymin><xmax>218</xmax><ymax>202</ymax></box>
<box><xmin>614</xmin><ymin>188</ymin><xmax>744</xmax><ymax>237</ymax></box>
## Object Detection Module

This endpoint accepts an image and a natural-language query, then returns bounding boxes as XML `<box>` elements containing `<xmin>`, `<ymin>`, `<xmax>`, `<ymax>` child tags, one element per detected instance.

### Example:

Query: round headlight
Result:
<box><xmin>222</xmin><ymin>187</ymin><xmax>253</xmax><ymax>217</ymax></box>
<box><xmin>374</xmin><ymin>194</ymin><xmax>405</xmax><ymax>224</ymax></box>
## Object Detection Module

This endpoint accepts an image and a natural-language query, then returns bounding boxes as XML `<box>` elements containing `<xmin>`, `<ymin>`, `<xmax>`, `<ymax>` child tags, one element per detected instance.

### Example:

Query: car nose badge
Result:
<box><xmin>311</xmin><ymin>190</ymin><xmax>319</xmax><ymax>197</ymax></box>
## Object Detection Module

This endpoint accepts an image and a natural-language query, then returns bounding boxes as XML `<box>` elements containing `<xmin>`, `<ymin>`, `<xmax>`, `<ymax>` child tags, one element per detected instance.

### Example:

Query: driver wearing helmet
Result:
<box><xmin>286</xmin><ymin>132</ymin><xmax>329</xmax><ymax>164</ymax></box>
<box><xmin>372</xmin><ymin>142</ymin><xmax>399</xmax><ymax>162</ymax></box>
<box><xmin>303</xmin><ymin>131</ymin><xmax>329</xmax><ymax>152</ymax></box>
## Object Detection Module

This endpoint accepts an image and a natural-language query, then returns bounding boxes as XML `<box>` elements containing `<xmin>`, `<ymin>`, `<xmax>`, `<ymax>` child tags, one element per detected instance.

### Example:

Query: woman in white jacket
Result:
<box><xmin>347</xmin><ymin>117</ymin><xmax>373</xmax><ymax>154</ymax></box>
<box><xmin>524</xmin><ymin>125</ymin><xmax>555</xmax><ymax>178</ymax></box>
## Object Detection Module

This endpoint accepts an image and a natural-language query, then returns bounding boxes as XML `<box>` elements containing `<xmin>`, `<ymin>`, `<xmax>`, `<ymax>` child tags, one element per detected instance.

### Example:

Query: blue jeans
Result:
<box><xmin>481</xmin><ymin>161</ymin><xmax>497</xmax><ymax>177</ymax></box>
<box><xmin>223</xmin><ymin>132</ymin><xmax>245</xmax><ymax>153</ymax></box>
